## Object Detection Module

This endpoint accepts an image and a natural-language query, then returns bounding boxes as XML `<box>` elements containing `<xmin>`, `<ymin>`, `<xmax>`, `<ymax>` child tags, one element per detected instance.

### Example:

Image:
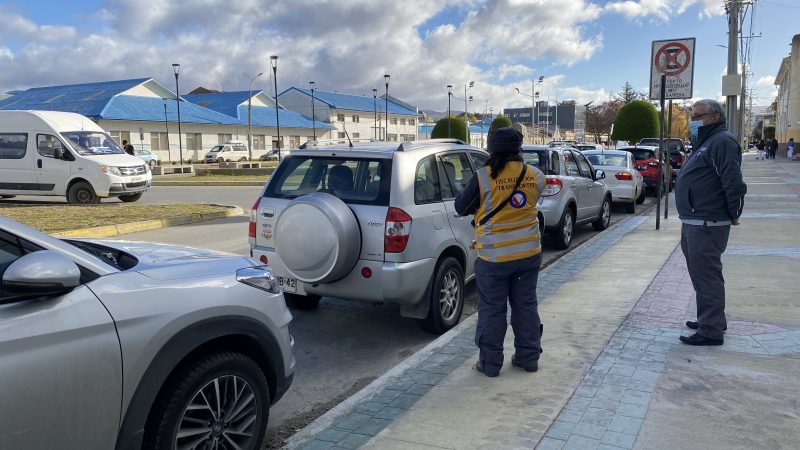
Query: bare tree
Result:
<box><xmin>585</xmin><ymin>99</ymin><xmax>622</xmax><ymax>143</ymax></box>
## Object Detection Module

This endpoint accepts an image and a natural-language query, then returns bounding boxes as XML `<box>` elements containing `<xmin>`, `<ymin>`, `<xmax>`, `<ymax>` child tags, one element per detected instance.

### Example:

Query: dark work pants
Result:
<box><xmin>680</xmin><ymin>223</ymin><xmax>731</xmax><ymax>340</ymax></box>
<box><xmin>474</xmin><ymin>252</ymin><xmax>543</xmax><ymax>374</ymax></box>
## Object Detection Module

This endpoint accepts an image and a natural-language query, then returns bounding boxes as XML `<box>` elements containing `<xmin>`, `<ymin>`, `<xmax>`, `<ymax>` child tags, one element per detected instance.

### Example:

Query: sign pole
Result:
<box><xmin>665</xmin><ymin>99</ymin><xmax>673</xmax><ymax>219</ymax></box>
<box><xmin>656</xmin><ymin>74</ymin><xmax>666</xmax><ymax>231</ymax></box>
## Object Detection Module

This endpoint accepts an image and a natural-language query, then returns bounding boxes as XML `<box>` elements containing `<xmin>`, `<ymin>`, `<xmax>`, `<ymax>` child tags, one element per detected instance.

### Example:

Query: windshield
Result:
<box><xmin>209</xmin><ymin>146</ymin><xmax>223</xmax><ymax>153</ymax></box>
<box><xmin>586</xmin><ymin>154</ymin><xmax>627</xmax><ymax>167</ymax></box>
<box><xmin>622</xmin><ymin>148</ymin><xmax>655</xmax><ymax>160</ymax></box>
<box><xmin>265</xmin><ymin>156</ymin><xmax>391</xmax><ymax>206</ymax></box>
<box><xmin>62</xmin><ymin>131</ymin><xmax>124</xmax><ymax>156</ymax></box>
<box><xmin>521</xmin><ymin>150</ymin><xmax>559</xmax><ymax>175</ymax></box>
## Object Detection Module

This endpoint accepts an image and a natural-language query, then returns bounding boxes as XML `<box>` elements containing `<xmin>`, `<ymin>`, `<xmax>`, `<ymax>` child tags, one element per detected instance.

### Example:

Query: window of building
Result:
<box><xmin>186</xmin><ymin>133</ymin><xmax>203</xmax><ymax>151</ymax></box>
<box><xmin>352</xmin><ymin>115</ymin><xmax>360</xmax><ymax>123</ymax></box>
<box><xmin>290</xmin><ymin>136</ymin><xmax>301</xmax><ymax>148</ymax></box>
<box><xmin>338</xmin><ymin>132</ymin><xmax>346</xmax><ymax>139</ymax></box>
<box><xmin>252</xmin><ymin>135</ymin><xmax>266</xmax><ymax>150</ymax></box>
<box><xmin>218</xmin><ymin>134</ymin><xmax>233</xmax><ymax>144</ymax></box>
<box><xmin>151</xmin><ymin>132</ymin><xmax>169</xmax><ymax>151</ymax></box>
<box><xmin>110</xmin><ymin>131</ymin><xmax>131</xmax><ymax>146</ymax></box>
<box><xmin>408</xmin><ymin>118</ymin><xmax>415</xmax><ymax>126</ymax></box>
<box><xmin>337</xmin><ymin>113</ymin><xmax>346</xmax><ymax>122</ymax></box>
<box><xmin>390</xmin><ymin>118</ymin><xmax>398</xmax><ymax>125</ymax></box>
<box><xmin>402</xmin><ymin>134</ymin><xmax>415</xmax><ymax>142</ymax></box>
<box><xmin>352</xmin><ymin>133</ymin><xmax>360</xmax><ymax>139</ymax></box>
<box><xmin>400</xmin><ymin>118</ymin><xmax>406</xmax><ymax>125</ymax></box>
<box><xmin>0</xmin><ymin>133</ymin><xmax>28</xmax><ymax>160</ymax></box>
<box><xmin>387</xmin><ymin>134</ymin><xmax>398</xmax><ymax>141</ymax></box>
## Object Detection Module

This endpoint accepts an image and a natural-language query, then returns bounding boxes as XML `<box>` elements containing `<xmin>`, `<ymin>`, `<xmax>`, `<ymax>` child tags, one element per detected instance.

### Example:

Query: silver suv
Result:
<box><xmin>0</xmin><ymin>216</ymin><xmax>294</xmax><ymax>450</ymax></box>
<box><xmin>249</xmin><ymin>139</ymin><xmax>544</xmax><ymax>334</ymax></box>
<box><xmin>521</xmin><ymin>145</ymin><xmax>612</xmax><ymax>250</ymax></box>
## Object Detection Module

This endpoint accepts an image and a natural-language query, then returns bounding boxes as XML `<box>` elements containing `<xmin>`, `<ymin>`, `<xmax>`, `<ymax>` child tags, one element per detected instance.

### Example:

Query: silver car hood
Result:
<box><xmin>68</xmin><ymin>239</ymin><xmax>256</xmax><ymax>280</ymax></box>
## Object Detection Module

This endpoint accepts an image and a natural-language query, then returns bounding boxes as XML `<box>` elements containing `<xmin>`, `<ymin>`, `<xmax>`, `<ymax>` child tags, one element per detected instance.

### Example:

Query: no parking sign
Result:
<box><xmin>649</xmin><ymin>38</ymin><xmax>695</xmax><ymax>100</ymax></box>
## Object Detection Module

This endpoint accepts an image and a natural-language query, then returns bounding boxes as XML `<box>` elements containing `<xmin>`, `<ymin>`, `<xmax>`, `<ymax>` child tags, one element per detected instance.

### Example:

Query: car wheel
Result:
<box><xmin>636</xmin><ymin>187</ymin><xmax>646</xmax><ymax>204</ymax></box>
<box><xmin>624</xmin><ymin>200</ymin><xmax>636</xmax><ymax>214</ymax></box>
<box><xmin>284</xmin><ymin>293</ymin><xmax>321</xmax><ymax>310</ymax></box>
<box><xmin>119</xmin><ymin>193</ymin><xmax>143</xmax><ymax>203</ymax></box>
<box><xmin>143</xmin><ymin>351</ymin><xmax>270</xmax><ymax>450</ymax></box>
<box><xmin>217</xmin><ymin>157</ymin><xmax>225</xmax><ymax>163</ymax></box>
<box><xmin>419</xmin><ymin>257</ymin><xmax>464</xmax><ymax>335</ymax></box>
<box><xmin>148</xmin><ymin>159</ymin><xmax>157</xmax><ymax>168</ymax></box>
<box><xmin>67</xmin><ymin>181</ymin><xmax>100</xmax><ymax>204</ymax></box>
<box><xmin>592</xmin><ymin>197</ymin><xmax>612</xmax><ymax>231</ymax></box>
<box><xmin>552</xmin><ymin>208</ymin><xmax>574</xmax><ymax>250</ymax></box>
<box><xmin>239</xmin><ymin>157</ymin><xmax>247</xmax><ymax>162</ymax></box>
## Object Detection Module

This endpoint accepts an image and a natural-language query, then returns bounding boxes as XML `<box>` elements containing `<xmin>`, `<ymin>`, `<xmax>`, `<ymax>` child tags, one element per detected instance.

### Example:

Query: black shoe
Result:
<box><xmin>679</xmin><ymin>333</ymin><xmax>723</xmax><ymax>346</ymax></box>
<box><xmin>473</xmin><ymin>361</ymin><xmax>499</xmax><ymax>377</ymax></box>
<box><xmin>511</xmin><ymin>355</ymin><xmax>538</xmax><ymax>372</ymax></box>
<box><xmin>686</xmin><ymin>321</ymin><xmax>727</xmax><ymax>331</ymax></box>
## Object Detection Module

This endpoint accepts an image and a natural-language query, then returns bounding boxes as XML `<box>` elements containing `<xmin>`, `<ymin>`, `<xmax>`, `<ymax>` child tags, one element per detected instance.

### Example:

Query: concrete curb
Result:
<box><xmin>152</xmin><ymin>180</ymin><xmax>265</xmax><ymax>186</ymax></box>
<box><xmin>52</xmin><ymin>204</ymin><xmax>244</xmax><ymax>238</ymax></box>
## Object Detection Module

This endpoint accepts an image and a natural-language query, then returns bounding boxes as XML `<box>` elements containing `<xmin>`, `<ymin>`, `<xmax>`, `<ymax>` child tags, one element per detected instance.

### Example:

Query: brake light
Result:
<box><xmin>648</xmin><ymin>160</ymin><xmax>660</xmax><ymax>167</ymax></box>
<box><xmin>248</xmin><ymin>198</ymin><xmax>261</xmax><ymax>239</ymax></box>
<box><xmin>385</xmin><ymin>207</ymin><xmax>412</xmax><ymax>253</ymax></box>
<box><xmin>541</xmin><ymin>176</ymin><xmax>563</xmax><ymax>196</ymax></box>
<box><xmin>677</xmin><ymin>153</ymin><xmax>684</xmax><ymax>165</ymax></box>
<box><xmin>615</xmin><ymin>172</ymin><xmax>633</xmax><ymax>181</ymax></box>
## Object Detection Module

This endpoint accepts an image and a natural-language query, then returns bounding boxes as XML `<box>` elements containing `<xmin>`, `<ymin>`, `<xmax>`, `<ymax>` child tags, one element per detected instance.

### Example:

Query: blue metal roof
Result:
<box><xmin>0</xmin><ymin>78</ymin><xmax>151</xmax><ymax>117</ymax></box>
<box><xmin>184</xmin><ymin>91</ymin><xmax>333</xmax><ymax>129</ymax></box>
<box><xmin>283</xmin><ymin>87</ymin><xmax>419</xmax><ymax>116</ymax></box>
<box><xmin>102</xmin><ymin>96</ymin><xmax>242</xmax><ymax>125</ymax></box>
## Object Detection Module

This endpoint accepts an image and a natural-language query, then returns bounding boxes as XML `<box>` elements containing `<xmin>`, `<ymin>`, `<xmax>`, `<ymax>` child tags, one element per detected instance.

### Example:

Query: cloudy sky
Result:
<box><xmin>0</xmin><ymin>0</ymin><xmax>796</xmax><ymax>113</ymax></box>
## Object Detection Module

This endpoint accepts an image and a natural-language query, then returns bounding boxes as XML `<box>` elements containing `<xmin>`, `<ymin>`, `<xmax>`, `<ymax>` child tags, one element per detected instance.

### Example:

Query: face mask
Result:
<box><xmin>689</xmin><ymin>120</ymin><xmax>704</xmax><ymax>137</ymax></box>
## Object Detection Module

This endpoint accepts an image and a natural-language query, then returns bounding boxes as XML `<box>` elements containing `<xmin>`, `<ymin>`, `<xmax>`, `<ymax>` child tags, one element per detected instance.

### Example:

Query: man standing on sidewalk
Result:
<box><xmin>675</xmin><ymin>99</ymin><xmax>747</xmax><ymax>346</ymax></box>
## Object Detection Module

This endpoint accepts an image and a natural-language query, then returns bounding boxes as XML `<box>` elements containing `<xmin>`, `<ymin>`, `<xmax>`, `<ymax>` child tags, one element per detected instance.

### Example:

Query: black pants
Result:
<box><xmin>474</xmin><ymin>253</ymin><xmax>542</xmax><ymax>373</ymax></box>
<box><xmin>681</xmin><ymin>223</ymin><xmax>731</xmax><ymax>340</ymax></box>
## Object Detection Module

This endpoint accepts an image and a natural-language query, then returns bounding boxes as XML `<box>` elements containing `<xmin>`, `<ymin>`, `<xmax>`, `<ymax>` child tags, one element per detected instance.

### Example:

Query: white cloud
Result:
<box><xmin>605</xmin><ymin>0</ymin><xmax>724</xmax><ymax>21</ymax></box>
<box><xmin>756</xmin><ymin>75</ymin><xmax>775</xmax><ymax>87</ymax></box>
<box><xmin>497</xmin><ymin>64</ymin><xmax>534</xmax><ymax>81</ymax></box>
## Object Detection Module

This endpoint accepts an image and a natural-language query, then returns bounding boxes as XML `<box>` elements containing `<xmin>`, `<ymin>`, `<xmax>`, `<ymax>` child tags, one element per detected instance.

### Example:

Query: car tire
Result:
<box><xmin>217</xmin><ymin>157</ymin><xmax>224</xmax><ymax>163</ymax></box>
<box><xmin>552</xmin><ymin>208</ymin><xmax>574</xmax><ymax>250</ymax></box>
<box><xmin>592</xmin><ymin>197</ymin><xmax>612</xmax><ymax>231</ymax></box>
<box><xmin>239</xmin><ymin>157</ymin><xmax>247</xmax><ymax>162</ymax></box>
<box><xmin>143</xmin><ymin>351</ymin><xmax>270</xmax><ymax>450</ymax></box>
<box><xmin>636</xmin><ymin>187</ymin><xmax>646</xmax><ymax>204</ymax></box>
<box><xmin>67</xmin><ymin>181</ymin><xmax>100</xmax><ymax>204</ymax></box>
<box><xmin>419</xmin><ymin>257</ymin><xmax>464</xmax><ymax>335</ymax></box>
<box><xmin>148</xmin><ymin>159</ymin><xmax>157</xmax><ymax>168</ymax></box>
<box><xmin>284</xmin><ymin>293</ymin><xmax>322</xmax><ymax>310</ymax></box>
<box><xmin>119</xmin><ymin>193</ymin><xmax>143</xmax><ymax>203</ymax></box>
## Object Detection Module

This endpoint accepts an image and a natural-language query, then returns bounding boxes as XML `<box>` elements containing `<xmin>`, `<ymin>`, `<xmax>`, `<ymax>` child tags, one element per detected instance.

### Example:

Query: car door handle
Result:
<box><xmin>37</xmin><ymin>159</ymin><xmax>42</xmax><ymax>169</ymax></box>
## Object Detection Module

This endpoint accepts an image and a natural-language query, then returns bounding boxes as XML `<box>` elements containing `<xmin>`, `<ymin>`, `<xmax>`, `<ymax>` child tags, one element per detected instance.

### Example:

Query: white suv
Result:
<box><xmin>249</xmin><ymin>140</ymin><xmax>544</xmax><ymax>334</ymax></box>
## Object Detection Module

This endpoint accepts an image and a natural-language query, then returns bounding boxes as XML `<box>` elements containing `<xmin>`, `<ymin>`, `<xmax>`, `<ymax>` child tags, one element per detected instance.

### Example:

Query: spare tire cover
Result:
<box><xmin>275</xmin><ymin>192</ymin><xmax>361</xmax><ymax>284</ymax></box>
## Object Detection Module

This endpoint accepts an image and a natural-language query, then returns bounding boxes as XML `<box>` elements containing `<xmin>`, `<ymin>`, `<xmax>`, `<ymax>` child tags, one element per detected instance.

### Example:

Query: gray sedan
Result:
<box><xmin>0</xmin><ymin>217</ymin><xmax>294</xmax><ymax>450</ymax></box>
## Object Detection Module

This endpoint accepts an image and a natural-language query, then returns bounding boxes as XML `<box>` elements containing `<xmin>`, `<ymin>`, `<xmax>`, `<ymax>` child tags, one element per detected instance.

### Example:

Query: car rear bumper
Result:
<box><xmin>608</xmin><ymin>185</ymin><xmax>636</xmax><ymax>202</ymax></box>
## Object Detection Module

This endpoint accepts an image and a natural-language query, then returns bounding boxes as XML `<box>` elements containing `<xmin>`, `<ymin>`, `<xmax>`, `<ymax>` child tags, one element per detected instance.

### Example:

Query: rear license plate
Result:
<box><xmin>278</xmin><ymin>276</ymin><xmax>297</xmax><ymax>293</ymax></box>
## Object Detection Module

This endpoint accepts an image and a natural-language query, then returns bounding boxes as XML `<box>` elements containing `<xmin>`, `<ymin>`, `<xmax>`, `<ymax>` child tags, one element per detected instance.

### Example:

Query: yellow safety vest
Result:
<box><xmin>474</xmin><ymin>161</ymin><xmax>541</xmax><ymax>263</ymax></box>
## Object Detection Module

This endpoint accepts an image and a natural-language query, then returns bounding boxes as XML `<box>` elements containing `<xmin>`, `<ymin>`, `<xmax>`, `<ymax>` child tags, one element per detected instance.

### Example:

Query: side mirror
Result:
<box><xmin>53</xmin><ymin>147</ymin><xmax>64</xmax><ymax>160</ymax></box>
<box><xmin>595</xmin><ymin>169</ymin><xmax>606</xmax><ymax>180</ymax></box>
<box><xmin>2</xmin><ymin>251</ymin><xmax>81</xmax><ymax>299</ymax></box>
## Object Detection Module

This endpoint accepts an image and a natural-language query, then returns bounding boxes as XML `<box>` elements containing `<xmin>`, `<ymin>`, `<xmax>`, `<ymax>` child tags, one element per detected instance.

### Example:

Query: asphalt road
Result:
<box><xmin>108</xmin><ymin>187</ymin><xmax>657</xmax><ymax>445</ymax></box>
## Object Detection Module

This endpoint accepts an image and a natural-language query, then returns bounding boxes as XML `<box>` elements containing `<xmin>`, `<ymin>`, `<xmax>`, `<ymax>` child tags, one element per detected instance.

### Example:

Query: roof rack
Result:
<box><xmin>397</xmin><ymin>138</ymin><xmax>467</xmax><ymax>152</ymax></box>
<box><xmin>298</xmin><ymin>138</ymin><xmax>382</xmax><ymax>149</ymax></box>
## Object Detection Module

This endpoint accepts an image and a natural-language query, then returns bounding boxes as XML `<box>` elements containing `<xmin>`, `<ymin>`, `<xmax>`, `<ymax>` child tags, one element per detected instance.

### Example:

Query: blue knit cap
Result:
<box><xmin>488</xmin><ymin>126</ymin><xmax>523</xmax><ymax>153</ymax></box>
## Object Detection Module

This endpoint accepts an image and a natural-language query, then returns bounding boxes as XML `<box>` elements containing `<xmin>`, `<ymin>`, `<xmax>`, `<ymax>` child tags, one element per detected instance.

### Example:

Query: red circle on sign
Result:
<box><xmin>655</xmin><ymin>42</ymin><xmax>691</xmax><ymax>76</ymax></box>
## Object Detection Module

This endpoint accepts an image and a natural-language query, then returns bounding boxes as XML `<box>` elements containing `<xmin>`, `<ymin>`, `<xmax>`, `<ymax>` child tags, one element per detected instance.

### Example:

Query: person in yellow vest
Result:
<box><xmin>455</xmin><ymin>127</ymin><xmax>546</xmax><ymax>377</ymax></box>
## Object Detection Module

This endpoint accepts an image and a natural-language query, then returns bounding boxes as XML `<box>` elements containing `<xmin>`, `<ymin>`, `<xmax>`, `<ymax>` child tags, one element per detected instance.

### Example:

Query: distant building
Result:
<box><xmin>279</xmin><ymin>88</ymin><xmax>420</xmax><ymax>142</ymax></box>
<box><xmin>418</xmin><ymin>121</ymin><xmax>490</xmax><ymax>149</ymax></box>
<box><xmin>775</xmin><ymin>33</ymin><xmax>800</xmax><ymax>154</ymax></box>
<box><xmin>503</xmin><ymin>102</ymin><xmax>586</xmax><ymax>143</ymax></box>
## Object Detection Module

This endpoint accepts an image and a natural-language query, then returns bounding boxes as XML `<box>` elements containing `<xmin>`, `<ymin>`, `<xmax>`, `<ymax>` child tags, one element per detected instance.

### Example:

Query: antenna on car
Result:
<box><xmin>343</xmin><ymin>129</ymin><xmax>354</xmax><ymax>148</ymax></box>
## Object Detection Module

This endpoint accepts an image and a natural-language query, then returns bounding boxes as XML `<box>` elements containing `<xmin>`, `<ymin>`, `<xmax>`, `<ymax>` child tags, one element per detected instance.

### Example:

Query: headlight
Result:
<box><xmin>100</xmin><ymin>165</ymin><xmax>122</xmax><ymax>176</ymax></box>
<box><xmin>236</xmin><ymin>266</ymin><xmax>281</xmax><ymax>294</ymax></box>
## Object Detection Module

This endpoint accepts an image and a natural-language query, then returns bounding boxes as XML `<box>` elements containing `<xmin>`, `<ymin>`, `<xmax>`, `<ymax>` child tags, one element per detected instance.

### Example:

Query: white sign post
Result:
<box><xmin>649</xmin><ymin>38</ymin><xmax>696</xmax><ymax>100</ymax></box>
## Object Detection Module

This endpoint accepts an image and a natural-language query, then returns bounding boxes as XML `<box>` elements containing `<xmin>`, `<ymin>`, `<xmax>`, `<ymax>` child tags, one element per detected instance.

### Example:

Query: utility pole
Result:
<box><xmin>726</xmin><ymin>0</ymin><xmax>740</xmax><ymax>139</ymax></box>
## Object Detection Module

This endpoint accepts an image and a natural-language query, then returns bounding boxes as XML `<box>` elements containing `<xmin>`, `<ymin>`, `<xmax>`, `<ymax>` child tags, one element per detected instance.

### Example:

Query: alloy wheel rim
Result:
<box><xmin>175</xmin><ymin>375</ymin><xmax>258</xmax><ymax>450</ymax></box>
<box><xmin>603</xmin><ymin>202</ymin><xmax>610</xmax><ymax>226</ymax></box>
<box><xmin>563</xmin><ymin>212</ymin><xmax>573</xmax><ymax>243</ymax></box>
<box><xmin>439</xmin><ymin>270</ymin><xmax>461</xmax><ymax>322</ymax></box>
<box><xmin>77</xmin><ymin>190</ymin><xmax>92</xmax><ymax>203</ymax></box>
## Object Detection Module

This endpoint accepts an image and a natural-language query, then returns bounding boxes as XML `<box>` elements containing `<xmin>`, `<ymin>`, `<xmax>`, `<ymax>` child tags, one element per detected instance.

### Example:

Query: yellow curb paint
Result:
<box><xmin>115</xmin><ymin>220</ymin><xmax>164</xmax><ymax>235</ymax></box>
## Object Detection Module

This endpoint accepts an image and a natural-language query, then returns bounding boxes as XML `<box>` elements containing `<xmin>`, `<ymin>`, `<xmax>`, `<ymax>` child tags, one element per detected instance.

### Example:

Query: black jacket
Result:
<box><xmin>676</xmin><ymin>120</ymin><xmax>746</xmax><ymax>221</ymax></box>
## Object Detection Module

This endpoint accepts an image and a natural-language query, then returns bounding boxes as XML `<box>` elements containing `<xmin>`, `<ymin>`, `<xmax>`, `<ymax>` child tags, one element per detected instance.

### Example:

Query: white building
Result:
<box><xmin>278</xmin><ymin>87</ymin><xmax>420</xmax><ymax>142</ymax></box>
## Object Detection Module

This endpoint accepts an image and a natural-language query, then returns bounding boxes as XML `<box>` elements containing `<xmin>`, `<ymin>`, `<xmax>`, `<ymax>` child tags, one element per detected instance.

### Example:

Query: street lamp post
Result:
<box><xmin>162</xmin><ymin>99</ymin><xmax>170</xmax><ymax>161</ymax></box>
<box><xmin>447</xmin><ymin>84</ymin><xmax>453</xmax><ymax>138</ymax></box>
<box><xmin>270</xmin><ymin>56</ymin><xmax>281</xmax><ymax>160</ymax></box>
<box><xmin>372</xmin><ymin>88</ymin><xmax>378</xmax><ymax>140</ymax></box>
<box><xmin>309</xmin><ymin>81</ymin><xmax>316</xmax><ymax>142</ymax></box>
<box><xmin>171</xmin><ymin>63</ymin><xmax>183</xmax><ymax>165</ymax></box>
<box><xmin>464</xmin><ymin>81</ymin><xmax>474</xmax><ymax>142</ymax></box>
<box><xmin>384</xmin><ymin>74</ymin><xmax>390</xmax><ymax>141</ymax></box>
<box><xmin>248</xmin><ymin>72</ymin><xmax>263</xmax><ymax>161</ymax></box>
<box><xmin>534</xmin><ymin>92</ymin><xmax>540</xmax><ymax>142</ymax></box>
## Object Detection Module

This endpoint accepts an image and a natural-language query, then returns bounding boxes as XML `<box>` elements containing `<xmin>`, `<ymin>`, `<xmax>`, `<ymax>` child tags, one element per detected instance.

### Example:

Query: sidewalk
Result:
<box><xmin>286</xmin><ymin>156</ymin><xmax>800</xmax><ymax>450</ymax></box>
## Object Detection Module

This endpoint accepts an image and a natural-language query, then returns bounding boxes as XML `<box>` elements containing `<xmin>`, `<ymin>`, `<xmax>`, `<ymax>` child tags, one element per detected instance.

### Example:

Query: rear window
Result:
<box><xmin>586</xmin><ymin>154</ymin><xmax>627</xmax><ymax>167</ymax></box>
<box><xmin>264</xmin><ymin>156</ymin><xmax>391</xmax><ymax>206</ymax></box>
<box><xmin>576</xmin><ymin>145</ymin><xmax>596</xmax><ymax>151</ymax></box>
<box><xmin>623</xmin><ymin>148</ymin><xmax>655</xmax><ymax>160</ymax></box>
<box><xmin>521</xmin><ymin>150</ymin><xmax>558</xmax><ymax>175</ymax></box>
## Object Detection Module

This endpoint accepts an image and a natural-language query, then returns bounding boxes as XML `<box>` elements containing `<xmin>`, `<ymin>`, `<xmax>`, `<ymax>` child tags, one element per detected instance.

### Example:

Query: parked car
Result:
<box><xmin>0</xmin><ymin>216</ymin><xmax>294</xmax><ymax>450</ymax></box>
<box><xmin>260</xmin><ymin>149</ymin><xmax>281</xmax><ymax>161</ymax></box>
<box><xmin>205</xmin><ymin>141</ymin><xmax>249</xmax><ymax>163</ymax></box>
<box><xmin>0</xmin><ymin>110</ymin><xmax>151</xmax><ymax>204</ymax></box>
<box><xmin>638</xmin><ymin>138</ymin><xmax>686</xmax><ymax>174</ymax></box>
<box><xmin>521</xmin><ymin>145</ymin><xmax>612</xmax><ymax>250</ymax></box>
<box><xmin>581</xmin><ymin>149</ymin><xmax>645</xmax><ymax>213</ymax></box>
<box><xmin>548</xmin><ymin>140</ymin><xmax>579</xmax><ymax>148</ymax></box>
<box><xmin>136</xmin><ymin>148</ymin><xmax>160</xmax><ymax>167</ymax></box>
<box><xmin>619</xmin><ymin>146</ymin><xmax>671</xmax><ymax>193</ymax></box>
<box><xmin>249</xmin><ymin>139</ymin><xmax>526</xmax><ymax>334</ymax></box>
<box><xmin>576</xmin><ymin>144</ymin><xmax>605</xmax><ymax>152</ymax></box>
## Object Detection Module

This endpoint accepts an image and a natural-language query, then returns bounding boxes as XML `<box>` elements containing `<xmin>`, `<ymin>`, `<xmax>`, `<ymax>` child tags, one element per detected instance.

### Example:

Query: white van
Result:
<box><xmin>205</xmin><ymin>141</ymin><xmax>249</xmax><ymax>163</ymax></box>
<box><xmin>0</xmin><ymin>110</ymin><xmax>151</xmax><ymax>203</ymax></box>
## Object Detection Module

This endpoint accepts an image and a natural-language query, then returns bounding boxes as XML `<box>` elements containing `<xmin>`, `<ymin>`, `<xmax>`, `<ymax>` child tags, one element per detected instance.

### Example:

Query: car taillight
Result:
<box><xmin>677</xmin><ymin>154</ymin><xmax>684</xmax><ymax>165</ymax></box>
<box><xmin>648</xmin><ymin>160</ymin><xmax>660</xmax><ymax>167</ymax></box>
<box><xmin>248</xmin><ymin>198</ymin><xmax>261</xmax><ymax>239</ymax></box>
<box><xmin>385</xmin><ymin>207</ymin><xmax>412</xmax><ymax>253</ymax></box>
<box><xmin>615</xmin><ymin>172</ymin><xmax>633</xmax><ymax>181</ymax></box>
<box><xmin>541</xmin><ymin>176</ymin><xmax>563</xmax><ymax>196</ymax></box>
